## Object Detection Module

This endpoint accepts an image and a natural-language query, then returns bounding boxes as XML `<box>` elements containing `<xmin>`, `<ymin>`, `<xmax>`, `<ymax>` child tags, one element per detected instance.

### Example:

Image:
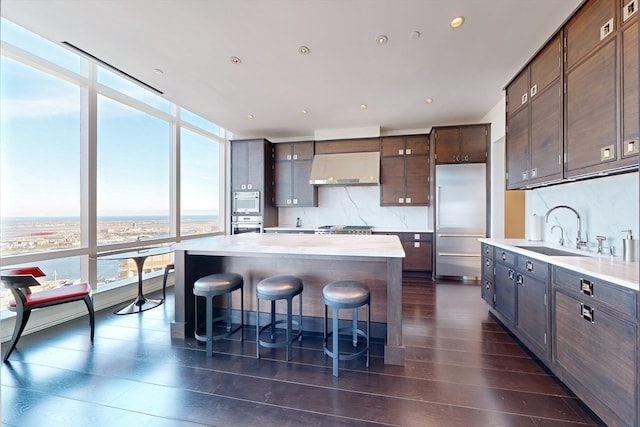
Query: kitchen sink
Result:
<box><xmin>515</xmin><ymin>245</ymin><xmax>587</xmax><ymax>257</ymax></box>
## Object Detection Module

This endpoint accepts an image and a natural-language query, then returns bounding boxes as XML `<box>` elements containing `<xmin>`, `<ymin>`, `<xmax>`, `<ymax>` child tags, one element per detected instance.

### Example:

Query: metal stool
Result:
<box><xmin>161</xmin><ymin>263</ymin><xmax>174</xmax><ymax>303</ymax></box>
<box><xmin>256</xmin><ymin>275</ymin><xmax>303</xmax><ymax>361</ymax></box>
<box><xmin>193</xmin><ymin>272</ymin><xmax>244</xmax><ymax>357</ymax></box>
<box><xmin>323</xmin><ymin>280</ymin><xmax>370</xmax><ymax>377</ymax></box>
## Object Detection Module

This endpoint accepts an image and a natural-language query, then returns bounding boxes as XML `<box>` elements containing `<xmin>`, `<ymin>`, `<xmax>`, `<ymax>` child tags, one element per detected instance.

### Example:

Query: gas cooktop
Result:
<box><xmin>314</xmin><ymin>225</ymin><xmax>373</xmax><ymax>235</ymax></box>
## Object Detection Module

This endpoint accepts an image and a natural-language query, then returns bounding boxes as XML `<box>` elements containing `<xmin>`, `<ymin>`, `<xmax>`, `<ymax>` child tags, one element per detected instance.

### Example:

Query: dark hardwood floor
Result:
<box><xmin>2</xmin><ymin>275</ymin><xmax>603</xmax><ymax>427</ymax></box>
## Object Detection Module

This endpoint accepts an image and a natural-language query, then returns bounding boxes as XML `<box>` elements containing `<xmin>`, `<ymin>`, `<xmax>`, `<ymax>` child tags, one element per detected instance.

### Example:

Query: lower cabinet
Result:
<box><xmin>482</xmin><ymin>243</ymin><xmax>639</xmax><ymax>427</ymax></box>
<box><xmin>375</xmin><ymin>232</ymin><xmax>432</xmax><ymax>272</ymax></box>
<box><xmin>553</xmin><ymin>266</ymin><xmax>638</xmax><ymax>427</ymax></box>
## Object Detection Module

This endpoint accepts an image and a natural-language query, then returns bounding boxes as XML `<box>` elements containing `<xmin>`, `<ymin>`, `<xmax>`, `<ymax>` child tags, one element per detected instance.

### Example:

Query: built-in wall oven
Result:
<box><xmin>233</xmin><ymin>191</ymin><xmax>260</xmax><ymax>214</ymax></box>
<box><xmin>231</xmin><ymin>215</ymin><xmax>262</xmax><ymax>234</ymax></box>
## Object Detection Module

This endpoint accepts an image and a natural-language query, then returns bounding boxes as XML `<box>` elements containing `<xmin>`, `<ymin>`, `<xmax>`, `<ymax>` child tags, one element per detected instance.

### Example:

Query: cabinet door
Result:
<box><xmin>405</xmin><ymin>135</ymin><xmax>429</xmax><ymax>155</ymax></box>
<box><xmin>274</xmin><ymin>160</ymin><xmax>293</xmax><ymax>206</ymax></box>
<box><xmin>565</xmin><ymin>0</ymin><xmax>616</xmax><ymax>69</ymax></box>
<box><xmin>402</xmin><ymin>240</ymin><xmax>432</xmax><ymax>271</ymax></box>
<box><xmin>621</xmin><ymin>18</ymin><xmax>639</xmax><ymax>159</ymax></box>
<box><xmin>530</xmin><ymin>33</ymin><xmax>561</xmax><ymax>95</ymax></box>
<box><xmin>380</xmin><ymin>156</ymin><xmax>405</xmax><ymax>205</ymax></box>
<box><xmin>381</xmin><ymin>136</ymin><xmax>405</xmax><ymax>157</ymax></box>
<box><xmin>507</xmin><ymin>69</ymin><xmax>530</xmax><ymax>116</ymax></box>
<box><xmin>494</xmin><ymin>262</ymin><xmax>516</xmax><ymax>324</ymax></box>
<box><xmin>274</xmin><ymin>143</ymin><xmax>292</xmax><ymax>161</ymax></box>
<box><xmin>292</xmin><ymin>141</ymin><xmax>314</xmax><ymax>160</ymax></box>
<box><xmin>246</xmin><ymin>140</ymin><xmax>266</xmax><ymax>192</ymax></box>
<box><xmin>565</xmin><ymin>39</ymin><xmax>617</xmax><ymax>176</ymax></box>
<box><xmin>555</xmin><ymin>291</ymin><xmax>637</xmax><ymax>427</ymax></box>
<box><xmin>434</xmin><ymin>127</ymin><xmax>460</xmax><ymax>164</ymax></box>
<box><xmin>516</xmin><ymin>274</ymin><xmax>547</xmax><ymax>357</ymax></box>
<box><xmin>291</xmin><ymin>159</ymin><xmax>315</xmax><ymax>206</ymax></box>
<box><xmin>529</xmin><ymin>80</ymin><xmax>563</xmax><ymax>184</ymax></box>
<box><xmin>405</xmin><ymin>155</ymin><xmax>429</xmax><ymax>205</ymax></box>
<box><xmin>460</xmin><ymin>125</ymin><xmax>487</xmax><ymax>162</ymax></box>
<box><xmin>231</xmin><ymin>140</ymin><xmax>249</xmax><ymax>191</ymax></box>
<box><xmin>506</xmin><ymin>107</ymin><xmax>530</xmax><ymax>189</ymax></box>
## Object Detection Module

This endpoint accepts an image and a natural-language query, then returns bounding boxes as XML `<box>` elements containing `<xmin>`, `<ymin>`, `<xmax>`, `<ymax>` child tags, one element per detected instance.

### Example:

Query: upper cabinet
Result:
<box><xmin>506</xmin><ymin>34</ymin><xmax>563</xmax><ymax>189</ymax></box>
<box><xmin>433</xmin><ymin>124</ymin><xmax>489</xmax><ymax>164</ymax></box>
<box><xmin>380</xmin><ymin>135</ymin><xmax>430</xmax><ymax>206</ymax></box>
<box><xmin>505</xmin><ymin>0</ymin><xmax>639</xmax><ymax>189</ymax></box>
<box><xmin>273</xmin><ymin>142</ymin><xmax>317</xmax><ymax>207</ymax></box>
<box><xmin>231</xmin><ymin>138</ymin><xmax>272</xmax><ymax>193</ymax></box>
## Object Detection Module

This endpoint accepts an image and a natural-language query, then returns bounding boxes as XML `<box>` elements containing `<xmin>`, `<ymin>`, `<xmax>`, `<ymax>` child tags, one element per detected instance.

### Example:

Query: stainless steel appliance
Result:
<box><xmin>232</xmin><ymin>191</ymin><xmax>260</xmax><ymax>214</ymax></box>
<box><xmin>231</xmin><ymin>215</ymin><xmax>262</xmax><ymax>234</ymax></box>
<box><xmin>434</xmin><ymin>163</ymin><xmax>487</xmax><ymax>279</ymax></box>
<box><xmin>314</xmin><ymin>225</ymin><xmax>373</xmax><ymax>235</ymax></box>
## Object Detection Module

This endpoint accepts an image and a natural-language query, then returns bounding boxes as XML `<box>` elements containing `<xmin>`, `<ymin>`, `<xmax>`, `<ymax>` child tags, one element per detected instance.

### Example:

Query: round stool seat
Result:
<box><xmin>256</xmin><ymin>275</ymin><xmax>303</xmax><ymax>300</ymax></box>
<box><xmin>194</xmin><ymin>272</ymin><xmax>243</xmax><ymax>295</ymax></box>
<box><xmin>323</xmin><ymin>280</ymin><xmax>370</xmax><ymax>307</ymax></box>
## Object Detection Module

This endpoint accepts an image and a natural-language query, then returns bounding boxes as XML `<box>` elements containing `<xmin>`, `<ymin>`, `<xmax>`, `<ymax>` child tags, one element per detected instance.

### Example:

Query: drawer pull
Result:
<box><xmin>501</xmin><ymin>251</ymin><xmax>507</xmax><ymax>261</ymax></box>
<box><xmin>508</xmin><ymin>269</ymin><xmax>515</xmax><ymax>280</ymax></box>
<box><xmin>580</xmin><ymin>279</ymin><xmax>593</xmax><ymax>296</ymax></box>
<box><xmin>526</xmin><ymin>260</ymin><xmax>533</xmax><ymax>272</ymax></box>
<box><xmin>580</xmin><ymin>303</ymin><xmax>594</xmax><ymax>323</ymax></box>
<box><xmin>516</xmin><ymin>273</ymin><xmax>524</xmax><ymax>286</ymax></box>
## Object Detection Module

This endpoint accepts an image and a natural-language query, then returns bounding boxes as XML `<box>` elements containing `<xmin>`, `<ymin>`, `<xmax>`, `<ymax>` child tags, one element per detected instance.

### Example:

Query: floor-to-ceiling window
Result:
<box><xmin>0</xmin><ymin>17</ymin><xmax>227</xmax><ymax>311</ymax></box>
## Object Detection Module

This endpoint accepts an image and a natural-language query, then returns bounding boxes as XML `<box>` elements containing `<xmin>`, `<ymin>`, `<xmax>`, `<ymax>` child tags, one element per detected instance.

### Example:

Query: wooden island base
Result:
<box><xmin>170</xmin><ymin>234</ymin><xmax>406</xmax><ymax>365</ymax></box>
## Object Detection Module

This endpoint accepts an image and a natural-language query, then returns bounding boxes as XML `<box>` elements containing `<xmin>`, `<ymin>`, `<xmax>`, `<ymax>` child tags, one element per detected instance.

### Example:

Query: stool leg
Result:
<box><xmin>206</xmin><ymin>295</ymin><xmax>213</xmax><ymax>357</ymax></box>
<box><xmin>270</xmin><ymin>300</ymin><xmax>276</xmax><ymax>339</ymax></box>
<box><xmin>256</xmin><ymin>296</ymin><xmax>260</xmax><ymax>359</ymax></box>
<box><xmin>285</xmin><ymin>297</ymin><xmax>292</xmax><ymax>361</ymax></box>
<box><xmin>298</xmin><ymin>293</ymin><xmax>303</xmax><ymax>342</ymax></box>
<box><xmin>352</xmin><ymin>307</ymin><xmax>358</xmax><ymax>347</ymax></box>
<box><xmin>226</xmin><ymin>292</ymin><xmax>232</xmax><ymax>333</ymax></box>
<box><xmin>366</xmin><ymin>302</ymin><xmax>370</xmax><ymax>368</ymax></box>
<box><xmin>240</xmin><ymin>286</ymin><xmax>244</xmax><ymax>342</ymax></box>
<box><xmin>332</xmin><ymin>307</ymin><xmax>339</xmax><ymax>377</ymax></box>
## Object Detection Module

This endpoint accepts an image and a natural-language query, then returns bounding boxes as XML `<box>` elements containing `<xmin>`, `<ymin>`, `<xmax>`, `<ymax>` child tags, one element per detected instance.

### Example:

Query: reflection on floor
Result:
<box><xmin>1</xmin><ymin>274</ymin><xmax>603</xmax><ymax>426</ymax></box>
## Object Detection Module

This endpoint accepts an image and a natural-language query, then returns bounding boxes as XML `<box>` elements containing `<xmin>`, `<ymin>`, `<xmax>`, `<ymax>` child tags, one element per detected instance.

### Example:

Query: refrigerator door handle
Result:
<box><xmin>438</xmin><ymin>252</ymin><xmax>482</xmax><ymax>257</ymax></box>
<box><xmin>436</xmin><ymin>186</ymin><xmax>442</xmax><ymax>230</ymax></box>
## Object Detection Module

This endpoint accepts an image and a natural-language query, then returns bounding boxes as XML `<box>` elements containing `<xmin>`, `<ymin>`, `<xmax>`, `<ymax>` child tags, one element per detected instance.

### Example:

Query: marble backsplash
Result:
<box><xmin>525</xmin><ymin>172</ymin><xmax>639</xmax><ymax>259</ymax></box>
<box><xmin>277</xmin><ymin>185</ymin><xmax>431</xmax><ymax>230</ymax></box>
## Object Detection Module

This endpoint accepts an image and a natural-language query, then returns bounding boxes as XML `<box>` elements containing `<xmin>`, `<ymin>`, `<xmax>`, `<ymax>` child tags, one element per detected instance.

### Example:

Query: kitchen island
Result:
<box><xmin>171</xmin><ymin>233</ymin><xmax>406</xmax><ymax>365</ymax></box>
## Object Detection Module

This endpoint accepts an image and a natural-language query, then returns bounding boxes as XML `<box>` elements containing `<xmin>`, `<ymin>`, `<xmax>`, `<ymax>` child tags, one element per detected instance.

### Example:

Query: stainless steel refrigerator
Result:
<box><xmin>434</xmin><ymin>163</ymin><xmax>487</xmax><ymax>279</ymax></box>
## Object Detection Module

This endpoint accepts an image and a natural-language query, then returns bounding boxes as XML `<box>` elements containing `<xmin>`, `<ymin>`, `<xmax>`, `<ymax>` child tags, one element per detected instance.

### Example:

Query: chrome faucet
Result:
<box><xmin>544</xmin><ymin>205</ymin><xmax>586</xmax><ymax>249</ymax></box>
<box><xmin>551</xmin><ymin>225</ymin><xmax>564</xmax><ymax>246</ymax></box>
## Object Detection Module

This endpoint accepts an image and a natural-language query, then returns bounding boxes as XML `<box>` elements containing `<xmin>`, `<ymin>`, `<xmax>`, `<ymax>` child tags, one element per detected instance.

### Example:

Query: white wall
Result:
<box><xmin>525</xmin><ymin>173</ymin><xmax>639</xmax><ymax>258</ymax></box>
<box><xmin>278</xmin><ymin>185</ymin><xmax>430</xmax><ymax>230</ymax></box>
<box><xmin>482</xmin><ymin>98</ymin><xmax>506</xmax><ymax>238</ymax></box>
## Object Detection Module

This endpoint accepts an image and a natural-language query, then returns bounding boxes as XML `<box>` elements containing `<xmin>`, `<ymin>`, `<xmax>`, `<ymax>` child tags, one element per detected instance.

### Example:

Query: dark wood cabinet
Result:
<box><xmin>515</xmin><ymin>256</ymin><xmax>549</xmax><ymax>359</ymax></box>
<box><xmin>552</xmin><ymin>266</ymin><xmax>638</xmax><ymax>427</ymax></box>
<box><xmin>481</xmin><ymin>243</ymin><xmax>494</xmax><ymax>306</ymax></box>
<box><xmin>375</xmin><ymin>231</ymin><xmax>432</xmax><ymax>272</ymax></box>
<box><xmin>621</xmin><ymin>4</ymin><xmax>639</xmax><ymax>160</ymax></box>
<box><xmin>273</xmin><ymin>142</ymin><xmax>317</xmax><ymax>207</ymax></box>
<box><xmin>433</xmin><ymin>124</ymin><xmax>488</xmax><ymax>164</ymax></box>
<box><xmin>493</xmin><ymin>249</ymin><xmax>516</xmax><ymax>325</ymax></box>
<box><xmin>380</xmin><ymin>135</ymin><xmax>429</xmax><ymax>206</ymax></box>
<box><xmin>506</xmin><ymin>34</ymin><xmax>563</xmax><ymax>189</ymax></box>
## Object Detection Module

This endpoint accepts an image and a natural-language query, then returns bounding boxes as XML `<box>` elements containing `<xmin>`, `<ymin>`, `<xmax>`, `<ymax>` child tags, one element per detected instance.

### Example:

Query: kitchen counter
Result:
<box><xmin>171</xmin><ymin>233</ymin><xmax>406</xmax><ymax>365</ymax></box>
<box><xmin>264</xmin><ymin>226</ymin><xmax>433</xmax><ymax>234</ymax></box>
<box><xmin>480</xmin><ymin>238</ymin><xmax>639</xmax><ymax>290</ymax></box>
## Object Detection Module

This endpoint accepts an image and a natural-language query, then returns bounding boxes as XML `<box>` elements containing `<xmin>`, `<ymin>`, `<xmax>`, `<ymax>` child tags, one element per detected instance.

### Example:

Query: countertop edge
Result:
<box><xmin>480</xmin><ymin>238</ymin><xmax>639</xmax><ymax>291</ymax></box>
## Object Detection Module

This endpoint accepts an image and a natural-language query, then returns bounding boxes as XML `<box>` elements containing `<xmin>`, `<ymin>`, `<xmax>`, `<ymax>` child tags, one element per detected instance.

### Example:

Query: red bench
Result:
<box><xmin>0</xmin><ymin>267</ymin><xmax>95</xmax><ymax>362</ymax></box>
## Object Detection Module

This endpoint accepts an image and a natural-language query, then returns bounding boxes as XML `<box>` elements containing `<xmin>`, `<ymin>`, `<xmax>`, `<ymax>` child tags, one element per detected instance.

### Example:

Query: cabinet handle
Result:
<box><xmin>286</xmin><ymin>199</ymin><xmax>292</xmax><ymax>204</ymax></box>
<box><xmin>530</xmin><ymin>168</ymin><xmax>537</xmax><ymax>178</ymax></box>
<box><xmin>247</xmin><ymin>184</ymin><xmax>253</xmax><ymax>189</ymax></box>
<box><xmin>530</xmin><ymin>84</ymin><xmax>537</xmax><ymax>97</ymax></box>
<box><xmin>406</xmin><ymin>148</ymin><xmax>412</xmax><ymax>155</ymax></box>
<box><xmin>406</xmin><ymin>197</ymin><xmax>412</xmax><ymax>204</ymax></box>
<box><xmin>501</xmin><ymin>251</ymin><xmax>507</xmax><ymax>261</ymax></box>
<box><xmin>580</xmin><ymin>279</ymin><xmax>594</xmax><ymax>296</ymax></box>
<box><xmin>600</xmin><ymin>18</ymin><xmax>614</xmax><ymax>41</ymax></box>
<box><xmin>580</xmin><ymin>303</ymin><xmax>595</xmax><ymax>323</ymax></box>
<box><xmin>485</xmin><ymin>281</ymin><xmax>490</xmax><ymax>290</ymax></box>
<box><xmin>521</xmin><ymin>171</ymin><xmax>528</xmax><ymax>180</ymax></box>
<box><xmin>241</xmin><ymin>184</ymin><xmax>247</xmax><ymax>190</ymax></box>
<box><xmin>508</xmin><ymin>269</ymin><xmax>514</xmax><ymax>280</ymax></box>
<box><xmin>398</xmin><ymin>198</ymin><xmax>404</xmax><ymax>203</ymax></box>
<box><xmin>286</xmin><ymin>154</ymin><xmax>292</xmax><ymax>160</ymax></box>
<box><xmin>521</xmin><ymin>92</ymin><xmax>528</xmax><ymax>104</ymax></box>
<box><xmin>526</xmin><ymin>260</ymin><xmax>533</xmax><ymax>272</ymax></box>
<box><xmin>485</xmin><ymin>259</ymin><xmax>491</xmax><ymax>268</ymax></box>
<box><xmin>398</xmin><ymin>149</ymin><xmax>404</xmax><ymax>155</ymax></box>
<box><xmin>516</xmin><ymin>273</ymin><xmax>524</xmax><ymax>286</ymax></box>
<box><xmin>625</xmin><ymin>139</ymin><xmax>639</xmax><ymax>154</ymax></box>
<box><xmin>414</xmin><ymin>242</ymin><xmax>420</xmax><ymax>248</ymax></box>
<box><xmin>463</xmin><ymin>154</ymin><xmax>469</xmax><ymax>162</ymax></box>
<box><xmin>484</xmin><ymin>246</ymin><xmax>490</xmax><ymax>254</ymax></box>
<box><xmin>293</xmin><ymin>199</ymin><xmax>298</xmax><ymax>204</ymax></box>
<box><xmin>293</xmin><ymin>154</ymin><xmax>298</xmax><ymax>160</ymax></box>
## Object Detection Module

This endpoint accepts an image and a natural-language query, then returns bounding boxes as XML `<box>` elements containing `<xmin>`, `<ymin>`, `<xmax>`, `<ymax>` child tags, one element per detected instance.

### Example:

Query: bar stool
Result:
<box><xmin>256</xmin><ymin>275</ymin><xmax>303</xmax><ymax>361</ymax></box>
<box><xmin>161</xmin><ymin>263</ymin><xmax>174</xmax><ymax>303</ymax></box>
<box><xmin>193</xmin><ymin>272</ymin><xmax>244</xmax><ymax>357</ymax></box>
<box><xmin>323</xmin><ymin>280</ymin><xmax>370</xmax><ymax>377</ymax></box>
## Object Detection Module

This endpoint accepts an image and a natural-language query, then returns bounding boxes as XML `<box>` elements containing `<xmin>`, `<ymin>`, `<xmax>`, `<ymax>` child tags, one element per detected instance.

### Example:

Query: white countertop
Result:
<box><xmin>481</xmin><ymin>238</ymin><xmax>639</xmax><ymax>291</ymax></box>
<box><xmin>264</xmin><ymin>226</ymin><xmax>433</xmax><ymax>233</ymax></box>
<box><xmin>174</xmin><ymin>233</ymin><xmax>406</xmax><ymax>258</ymax></box>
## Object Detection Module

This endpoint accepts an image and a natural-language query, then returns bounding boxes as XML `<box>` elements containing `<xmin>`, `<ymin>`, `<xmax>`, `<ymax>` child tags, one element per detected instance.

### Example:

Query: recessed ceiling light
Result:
<box><xmin>360</xmin><ymin>104</ymin><xmax>368</xmax><ymax>110</ymax></box>
<box><xmin>425</xmin><ymin>98</ymin><xmax>434</xmax><ymax>104</ymax></box>
<box><xmin>376</xmin><ymin>35</ymin><xmax>388</xmax><ymax>45</ymax></box>
<box><xmin>230</xmin><ymin>56</ymin><xmax>242</xmax><ymax>64</ymax></box>
<box><xmin>450</xmin><ymin>16</ymin><xmax>465</xmax><ymax>28</ymax></box>
<box><xmin>298</xmin><ymin>46</ymin><xmax>310</xmax><ymax>55</ymax></box>
<box><xmin>410</xmin><ymin>30</ymin><xmax>421</xmax><ymax>39</ymax></box>
<box><xmin>300</xmin><ymin>109</ymin><xmax>308</xmax><ymax>114</ymax></box>
<box><xmin>247</xmin><ymin>114</ymin><xmax>254</xmax><ymax>119</ymax></box>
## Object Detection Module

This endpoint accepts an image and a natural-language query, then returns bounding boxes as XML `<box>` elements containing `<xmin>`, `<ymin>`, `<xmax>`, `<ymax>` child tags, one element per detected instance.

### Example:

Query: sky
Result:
<box><xmin>0</xmin><ymin>18</ymin><xmax>221</xmax><ymax>218</ymax></box>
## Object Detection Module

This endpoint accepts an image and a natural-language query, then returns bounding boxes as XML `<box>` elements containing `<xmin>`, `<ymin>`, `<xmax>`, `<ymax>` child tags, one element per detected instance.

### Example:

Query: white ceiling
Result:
<box><xmin>2</xmin><ymin>0</ymin><xmax>583</xmax><ymax>141</ymax></box>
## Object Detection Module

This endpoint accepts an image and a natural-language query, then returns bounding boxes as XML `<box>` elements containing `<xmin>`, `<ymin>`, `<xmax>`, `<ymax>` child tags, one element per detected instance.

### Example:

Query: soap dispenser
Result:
<box><xmin>622</xmin><ymin>229</ymin><xmax>635</xmax><ymax>262</ymax></box>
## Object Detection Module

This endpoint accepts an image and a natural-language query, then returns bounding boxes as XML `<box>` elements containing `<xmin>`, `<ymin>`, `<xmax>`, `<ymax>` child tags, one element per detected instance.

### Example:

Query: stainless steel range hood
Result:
<box><xmin>309</xmin><ymin>152</ymin><xmax>380</xmax><ymax>185</ymax></box>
